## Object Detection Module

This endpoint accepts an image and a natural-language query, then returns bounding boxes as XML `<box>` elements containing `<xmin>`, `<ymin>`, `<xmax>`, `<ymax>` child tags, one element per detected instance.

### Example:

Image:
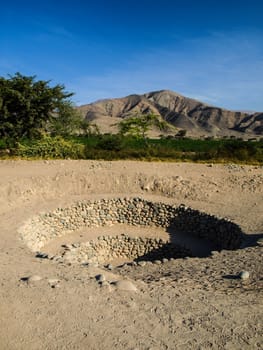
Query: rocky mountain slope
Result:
<box><xmin>78</xmin><ymin>90</ymin><xmax>263</xmax><ymax>137</ymax></box>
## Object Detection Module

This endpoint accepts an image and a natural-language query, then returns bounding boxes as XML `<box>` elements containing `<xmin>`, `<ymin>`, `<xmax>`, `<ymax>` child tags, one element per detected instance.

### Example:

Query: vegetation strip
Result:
<box><xmin>1</xmin><ymin>73</ymin><xmax>262</xmax><ymax>164</ymax></box>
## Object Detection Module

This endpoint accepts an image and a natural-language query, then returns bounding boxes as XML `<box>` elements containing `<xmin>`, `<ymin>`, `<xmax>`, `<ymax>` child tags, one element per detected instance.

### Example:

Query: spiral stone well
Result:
<box><xmin>19</xmin><ymin>197</ymin><xmax>244</xmax><ymax>265</ymax></box>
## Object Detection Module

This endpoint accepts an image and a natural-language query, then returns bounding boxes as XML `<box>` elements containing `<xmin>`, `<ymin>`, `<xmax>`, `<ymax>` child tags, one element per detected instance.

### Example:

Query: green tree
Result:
<box><xmin>117</xmin><ymin>113</ymin><xmax>170</xmax><ymax>139</ymax></box>
<box><xmin>49</xmin><ymin>102</ymin><xmax>83</xmax><ymax>136</ymax></box>
<box><xmin>0</xmin><ymin>73</ymin><xmax>74</xmax><ymax>140</ymax></box>
<box><xmin>79</xmin><ymin>120</ymin><xmax>100</xmax><ymax>136</ymax></box>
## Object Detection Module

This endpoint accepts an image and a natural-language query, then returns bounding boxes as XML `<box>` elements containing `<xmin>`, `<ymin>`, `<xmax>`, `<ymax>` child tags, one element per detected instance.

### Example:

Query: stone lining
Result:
<box><xmin>60</xmin><ymin>234</ymin><xmax>191</xmax><ymax>265</ymax></box>
<box><xmin>19</xmin><ymin>197</ymin><xmax>243</xmax><ymax>253</ymax></box>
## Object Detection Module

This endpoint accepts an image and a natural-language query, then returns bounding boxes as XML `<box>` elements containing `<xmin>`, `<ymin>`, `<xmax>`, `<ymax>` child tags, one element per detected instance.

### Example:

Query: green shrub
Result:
<box><xmin>16</xmin><ymin>136</ymin><xmax>85</xmax><ymax>159</ymax></box>
<box><xmin>0</xmin><ymin>138</ymin><xmax>8</xmax><ymax>149</ymax></box>
<box><xmin>216</xmin><ymin>141</ymin><xmax>258</xmax><ymax>161</ymax></box>
<box><xmin>95</xmin><ymin>134</ymin><xmax>124</xmax><ymax>151</ymax></box>
<box><xmin>1</xmin><ymin>134</ymin><xmax>262</xmax><ymax>164</ymax></box>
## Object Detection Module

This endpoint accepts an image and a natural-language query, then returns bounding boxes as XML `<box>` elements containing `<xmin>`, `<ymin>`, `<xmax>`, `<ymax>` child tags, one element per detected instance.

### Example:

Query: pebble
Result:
<box><xmin>96</xmin><ymin>274</ymin><xmax>106</xmax><ymax>282</ymax></box>
<box><xmin>257</xmin><ymin>238</ymin><xmax>263</xmax><ymax>247</ymax></box>
<box><xmin>113</xmin><ymin>280</ymin><xmax>137</xmax><ymax>292</ymax></box>
<box><xmin>26</xmin><ymin>275</ymin><xmax>42</xmax><ymax>283</ymax></box>
<box><xmin>48</xmin><ymin>278</ymin><xmax>60</xmax><ymax>287</ymax></box>
<box><xmin>239</xmin><ymin>271</ymin><xmax>250</xmax><ymax>280</ymax></box>
<box><xmin>35</xmin><ymin>252</ymin><xmax>49</xmax><ymax>259</ymax></box>
<box><xmin>153</xmin><ymin>260</ymin><xmax>162</xmax><ymax>265</ymax></box>
<box><xmin>138</xmin><ymin>261</ymin><xmax>146</xmax><ymax>267</ymax></box>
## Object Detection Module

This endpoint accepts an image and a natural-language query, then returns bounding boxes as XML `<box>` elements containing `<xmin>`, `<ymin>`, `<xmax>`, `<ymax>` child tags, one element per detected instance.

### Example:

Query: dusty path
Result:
<box><xmin>0</xmin><ymin>160</ymin><xmax>262</xmax><ymax>350</ymax></box>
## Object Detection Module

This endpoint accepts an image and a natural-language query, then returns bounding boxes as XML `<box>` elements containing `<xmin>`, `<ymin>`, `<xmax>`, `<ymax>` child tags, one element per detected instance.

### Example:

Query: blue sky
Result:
<box><xmin>1</xmin><ymin>0</ymin><xmax>263</xmax><ymax>111</ymax></box>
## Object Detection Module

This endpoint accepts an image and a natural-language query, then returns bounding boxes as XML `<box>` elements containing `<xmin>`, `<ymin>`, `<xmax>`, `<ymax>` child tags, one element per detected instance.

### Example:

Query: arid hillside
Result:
<box><xmin>78</xmin><ymin>90</ymin><xmax>263</xmax><ymax>138</ymax></box>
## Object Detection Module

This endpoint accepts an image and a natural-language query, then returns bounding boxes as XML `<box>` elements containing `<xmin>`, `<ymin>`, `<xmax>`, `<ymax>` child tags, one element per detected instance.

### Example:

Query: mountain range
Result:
<box><xmin>77</xmin><ymin>90</ymin><xmax>263</xmax><ymax>138</ymax></box>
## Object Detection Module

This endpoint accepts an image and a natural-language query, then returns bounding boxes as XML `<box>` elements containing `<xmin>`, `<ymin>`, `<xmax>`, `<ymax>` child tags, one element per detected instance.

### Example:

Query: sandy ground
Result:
<box><xmin>0</xmin><ymin>160</ymin><xmax>262</xmax><ymax>350</ymax></box>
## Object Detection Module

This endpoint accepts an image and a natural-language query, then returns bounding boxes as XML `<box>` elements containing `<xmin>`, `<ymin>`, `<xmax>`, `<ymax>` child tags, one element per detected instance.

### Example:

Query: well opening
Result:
<box><xmin>19</xmin><ymin>197</ymin><xmax>244</xmax><ymax>265</ymax></box>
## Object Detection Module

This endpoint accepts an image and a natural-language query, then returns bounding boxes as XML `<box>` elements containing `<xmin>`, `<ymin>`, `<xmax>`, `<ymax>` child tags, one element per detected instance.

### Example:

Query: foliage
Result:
<box><xmin>216</xmin><ymin>140</ymin><xmax>260</xmax><ymax>161</ymax></box>
<box><xmin>117</xmin><ymin>113</ymin><xmax>171</xmax><ymax>139</ymax></box>
<box><xmin>80</xmin><ymin>121</ymin><xmax>100</xmax><ymax>136</ymax></box>
<box><xmin>16</xmin><ymin>135</ymin><xmax>85</xmax><ymax>159</ymax></box>
<box><xmin>6</xmin><ymin>134</ymin><xmax>260</xmax><ymax>163</ymax></box>
<box><xmin>95</xmin><ymin>134</ymin><xmax>123</xmax><ymax>151</ymax></box>
<box><xmin>78</xmin><ymin>136</ymin><xmax>262</xmax><ymax>163</ymax></box>
<box><xmin>0</xmin><ymin>73</ymin><xmax>74</xmax><ymax>140</ymax></box>
<box><xmin>48</xmin><ymin>102</ymin><xmax>83</xmax><ymax>136</ymax></box>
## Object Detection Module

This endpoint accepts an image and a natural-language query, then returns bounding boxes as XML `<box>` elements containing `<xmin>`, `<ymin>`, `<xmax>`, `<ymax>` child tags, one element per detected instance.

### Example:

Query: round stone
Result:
<box><xmin>27</xmin><ymin>275</ymin><xmax>42</xmax><ymax>282</ymax></box>
<box><xmin>106</xmin><ymin>264</ymin><xmax>114</xmax><ymax>270</ymax></box>
<box><xmin>153</xmin><ymin>260</ymin><xmax>162</xmax><ymax>265</ymax></box>
<box><xmin>239</xmin><ymin>271</ymin><xmax>250</xmax><ymax>280</ymax></box>
<box><xmin>48</xmin><ymin>278</ymin><xmax>60</xmax><ymax>286</ymax></box>
<box><xmin>96</xmin><ymin>274</ymin><xmax>106</xmax><ymax>282</ymax></box>
<box><xmin>113</xmin><ymin>280</ymin><xmax>137</xmax><ymax>292</ymax></box>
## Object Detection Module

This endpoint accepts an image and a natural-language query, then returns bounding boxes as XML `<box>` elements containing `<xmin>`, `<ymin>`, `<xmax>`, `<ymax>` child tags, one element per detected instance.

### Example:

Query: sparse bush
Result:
<box><xmin>16</xmin><ymin>136</ymin><xmax>85</xmax><ymax>159</ymax></box>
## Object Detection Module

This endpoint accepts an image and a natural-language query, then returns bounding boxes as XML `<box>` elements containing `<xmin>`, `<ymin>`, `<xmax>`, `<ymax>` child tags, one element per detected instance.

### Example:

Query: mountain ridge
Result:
<box><xmin>77</xmin><ymin>90</ymin><xmax>263</xmax><ymax>137</ymax></box>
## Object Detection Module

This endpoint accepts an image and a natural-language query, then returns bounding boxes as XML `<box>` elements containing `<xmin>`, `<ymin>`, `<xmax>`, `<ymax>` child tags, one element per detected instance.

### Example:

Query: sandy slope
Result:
<box><xmin>0</xmin><ymin>160</ymin><xmax>262</xmax><ymax>350</ymax></box>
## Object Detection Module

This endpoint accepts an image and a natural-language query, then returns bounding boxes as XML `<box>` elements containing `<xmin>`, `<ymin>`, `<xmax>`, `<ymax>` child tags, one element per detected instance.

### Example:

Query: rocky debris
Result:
<box><xmin>118</xmin><ymin>245</ymin><xmax>262</xmax><ymax>295</ymax></box>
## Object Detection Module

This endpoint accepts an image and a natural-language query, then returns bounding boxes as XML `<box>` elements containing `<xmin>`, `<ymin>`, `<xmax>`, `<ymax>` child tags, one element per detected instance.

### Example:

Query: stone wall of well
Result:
<box><xmin>19</xmin><ymin>197</ymin><xmax>243</xmax><ymax>252</ymax></box>
<box><xmin>61</xmin><ymin>235</ymin><xmax>191</xmax><ymax>264</ymax></box>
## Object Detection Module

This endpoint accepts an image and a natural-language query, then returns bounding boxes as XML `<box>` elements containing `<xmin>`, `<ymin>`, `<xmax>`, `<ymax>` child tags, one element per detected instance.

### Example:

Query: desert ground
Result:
<box><xmin>0</xmin><ymin>160</ymin><xmax>262</xmax><ymax>350</ymax></box>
